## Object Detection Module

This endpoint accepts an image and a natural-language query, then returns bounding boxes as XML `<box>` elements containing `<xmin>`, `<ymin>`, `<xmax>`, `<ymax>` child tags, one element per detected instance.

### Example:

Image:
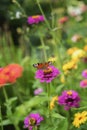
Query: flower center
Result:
<box><xmin>65</xmin><ymin>98</ymin><xmax>74</xmax><ymax>103</ymax></box>
<box><xmin>67</xmin><ymin>91</ymin><xmax>72</xmax><ymax>96</ymax></box>
<box><xmin>78</xmin><ymin>116</ymin><xmax>82</xmax><ymax>120</ymax></box>
<box><xmin>32</xmin><ymin>15</ymin><xmax>39</xmax><ymax>19</ymax></box>
<box><xmin>43</xmin><ymin>67</ymin><xmax>52</xmax><ymax>74</ymax></box>
<box><xmin>85</xmin><ymin>70</ymin><xmax>87</xmax><ymax>74</ymax></box>
<box><xmin>29</xmin><ymin>118</ymin><xmax>36</xmax><ymax>126</ymax></box>
<box><xmin>84</xmin><ymin>80</ymin><xmax>87</xmax><ymax>84</ymax></box>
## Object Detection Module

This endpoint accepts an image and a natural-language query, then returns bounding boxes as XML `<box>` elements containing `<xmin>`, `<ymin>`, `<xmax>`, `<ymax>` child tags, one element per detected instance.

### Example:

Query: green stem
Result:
<box><xmin>12</xmin><ymin>83</ymin><xmax>23</xmax><ymax>103</ymax></box>
<box><xmin>68</xmin><ymin>110</ymin><xmax>71</xmax><ymax>130</ymax></box>
<box><xmin>13</xmin><ymin>123</ymin><xmax>20</xmax><ymax>130</ymax></box>
<box><xmin>33</xmin><ymin>126</ymin><xmax>38</xmax><ymax>130</ymax></box>
<box><xmin>52</xmin><ymin>32</ymin><xmax>63</xmax><ymax>69</ymax></box>
<box><xmin>0</xmin><ymin>106</ymin><xmax>4</xmax><ymax>130</ymax></box>
<box><xmin>40</xmin><ymin>37</ymin><xmax>47</xmax><ymax>62</ymax></box>
<box><xmin>3</xmin><ymin>87</ymin><xmax>8</xmax><ymax>101</ymax></box>
<box><xmin>36</xmin><ymin>0</ymin><xmax>51</xmax><ymax>30</ymax></box>
<box><xmin>2</xmin><ymin>87</ymin><xmax>20</xmax><ymax>130</ymax></box>
<box><xmin>47</xmin><ymin>83</ymin><xmax>51</xmax><ymax>117</ymax></box>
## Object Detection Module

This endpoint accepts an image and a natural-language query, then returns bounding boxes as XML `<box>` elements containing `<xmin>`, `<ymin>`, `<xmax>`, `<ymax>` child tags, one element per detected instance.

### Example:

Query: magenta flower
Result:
<box><xmin>34</xmin><ymin>88</ymin><xmax>43</xmax><ymax>95</ymax></box>
<box><xmin>58</xmin><ymin>90</ymin><xmax>80</xmax><ymax>110</ymax></box>
<box><xmin>27</xmin><ymin>15</ymin><xmax>44</xmax><ymax>25</ymax></box>
<box><xmin>35</xmin><ymin>66</ymin><xmax>60</xmax><ymax>83</ymax></box>
<box><xmin>82</xmin><ymin>69</ymin><xmax>87</xmax><ymax>78</ymax></box>
<box><xmin>24</xmin><ymin>113</ymin><xmax>43</xmax><ymax>130</ymax></box>
<box><xmin>80</xmin><ymin>79</ymin><xmax>87</xmax><ymax>88</ymax></box>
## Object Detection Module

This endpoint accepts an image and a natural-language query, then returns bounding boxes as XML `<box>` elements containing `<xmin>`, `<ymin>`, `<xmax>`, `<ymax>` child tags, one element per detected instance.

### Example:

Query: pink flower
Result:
<box><xmin>34</xmin><ymin>88</ymin><xmax>43</xmax><ymax>95</ymax></box>
<box><xmin>82</xmin><ymin>69</ymin><xmax>87</xmax><ymax>78</ymax></box>
<box><xmin>24</xmin><ymin>113</ymin><xmax>44</xmax><ymax>130</ymax></box>
<box><xmin>35</xmin><ymin>66</ymin><xmax>60</xmax><ymax>83</ymax></box>
<box><xmin>80</xmin><ymin>79</ymin><xmax>87</xmax><ymax>88</ymax></box>
<box><xmin>58</xmin><ymin>90</ymin><xmax>80</xmax><ymax>110</ymax></box>
<box><xmin>27</xmin><ymin>15</ymin><xmax>44</xmax><ymax>25</ymax></box>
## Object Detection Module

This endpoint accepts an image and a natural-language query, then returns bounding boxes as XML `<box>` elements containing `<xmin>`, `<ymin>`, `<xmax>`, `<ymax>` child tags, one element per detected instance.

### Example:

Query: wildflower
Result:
<box><xmin>16</xmin><ymin>11</ymin><xmax>21</xmax><ymax>19</ymax></box>
<box><xmin>34</xmin><ymin>88</ymin><xmax>43</xmax><ymax>95</ymax></box>
<box><xmin>71</xmin><ymin>34</ymin><xmax>82</xmax><ymax>42</ymax></box>
<box><xmin>0</xmin><ymin>64</ymin><xmax>23</xmax><ymax>87</ymax></box>
<box><xmin>48</xmin><ymin>56</ymin><xmax>57</xmax><ymax>62</ymax></box>
<box><xmin>82</xmin><ymin>69</ymin><xmax>87</xmax><ymax>78</ymax></box>
<box><xmin>80</xmin><ymin>79</ymin><xmax>87</xmax><ymax>88</ymax></box>
<box><xmin>81</xmin><ymin>4</ymin><xmax>87</xmax><ymax>13</ymax></box>
<box><xmin>58</xmin><ymin>90</ymin><xmax>80</xmax><ymax>110</ymax></box>
<box><xmin>3</xmin><ymin>64</ymin><xmax>23</xmax><ymax>83</ymax></box>
<box><xmin>72</xmin><ymin>49</ymin><xmax>86</xmax><ymax>60</ymax></box>
<box><xmin>35</xmin><ymin>66</ymin><xmax>60</xmax><ymax>83</ymax></box>
<box><xmin>24</xmin><ymin>113</ymin><xmax>44</xmax><ymax>130</ymax></box>
<box><xmin>60</xmin><ymin>75</ymin><xmax>65</xmax><ymax>83</ymax></box>
<box><xmin>67</xmin><ymin>47</ymin><xmax>78</xmax><ymax>55</ymax></box>
<box><xmin>68</xmin><ymin>6</ymin><xmax>82</xmax><ymax>17</ymax></box>
<box><xmin>58</xmin><ymin>16</ymin><xmax>68</xmax><ymax>24</ymax></box>
<box><xmin>72</xmin><ymin>111</ymin><xmax>87</xmax><ymax>128</ymax></box>
<box><xmin>84</xmin><ymin>45</ymin><xmax>87</xmax><ymax>52</ymax></box>
<box><xmin>27</xmin><ymin>15</ymin><xmax>44</xmax><ymax>25</ymax></box>
<box><xmin>63</xmin><ymin>60</ymin><xmax>77</xmax><ymax>73</ymax></box>
<box><xmin>50</xmin><ymin>96</ymin><xmax>58</xmax><ymax>110</ymax></box>
<box><xmin>0</xmin><ymin>73</ymin><xmax>8</xmax><ymax>87</ymax></box>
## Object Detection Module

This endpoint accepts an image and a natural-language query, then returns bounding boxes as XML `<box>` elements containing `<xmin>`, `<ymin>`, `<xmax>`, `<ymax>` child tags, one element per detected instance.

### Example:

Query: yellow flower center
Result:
<box><xmin>85</xmin><ymin>70</ymin><xmax>87</xmax><ymax>74</ymax></box>
<box><xmin>29</xmin><ymin>118</ymin><xmax>36</xmax><ymax>125</ymax></box>
<box><xmin>67</xmin><ymin>91</ymin><xmax>72</xmax><ymax>95</ymax></box>
<box><xmin>84</xmin><ymin>80</ymin><xmax>87</xmax><ymax>84</ymax></box>
<box><xmin>32</xmin><ymin>15</ymin><xmax>39</xmax><ymax>19</ymax></box>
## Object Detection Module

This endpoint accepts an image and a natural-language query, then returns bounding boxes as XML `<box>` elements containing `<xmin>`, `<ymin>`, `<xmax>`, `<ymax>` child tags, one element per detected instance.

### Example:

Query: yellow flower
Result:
<box><xmin>84</xmin><ymin>45</ymin><xmax>87</xmax><ymax>52</ymax></box>
<box><xmin>72</xmin><ymin>111</ymin><xmax>87</xmax><ymax>128</ymax></box>
<box><xmin>60</xmin><ymin>75</ymin><xmax>65</xmax><ymax>83</ymax></box>
<box><xmin>63</xmin><ymin>60</ymin><xmax>77</xmax><ymax>72</ymax></box>
<box><xmin>67</xmin><ymin>47</ymin><xmax>78</xmax><ymax>55</ymax></box>
<box><xmin>50</xmin><ymin>96</ymin><xmax>58</xmax><ymax>110</ymax></box>
<box><xmin>72</xmin><ymin>49</ymin><xmax>86</xmax><ymax>60</ymax></box>
<box><xmin>48</xmin><ymin>56</ymin><xmax>57</xmax><ymax>62</ymax></box>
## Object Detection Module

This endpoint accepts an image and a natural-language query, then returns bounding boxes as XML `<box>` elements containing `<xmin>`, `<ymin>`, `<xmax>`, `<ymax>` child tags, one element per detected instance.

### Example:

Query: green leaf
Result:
<box><xmin>0</xmin><ymin>119</ymin><xmax>11</xmax><ymax>126</ymax></box>
<box><xmin>57</xmin><ymin>118</ymin><xmax>68</xmax><ymax>130</ymax></box>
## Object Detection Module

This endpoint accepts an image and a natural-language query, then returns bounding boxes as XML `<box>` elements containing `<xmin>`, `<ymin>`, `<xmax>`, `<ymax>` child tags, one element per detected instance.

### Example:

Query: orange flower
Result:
<box><xmin>0</xmin><ymin>64</ymin><xmax>23</xmax><ymax>87</ymax></box>
<box><xmin>4</xmin><ymin>64</ymin><xmax>23</xmax><ymax>83</ymax></box>
<box><xmin>0</xmin><ymin>68</ymin><xmax>8</xmax><ymax>87</ymax></box>
<box><xmin>58</xmin><ymin>16</ymin><xmax>68</xmax><ymax>24</ymax></box>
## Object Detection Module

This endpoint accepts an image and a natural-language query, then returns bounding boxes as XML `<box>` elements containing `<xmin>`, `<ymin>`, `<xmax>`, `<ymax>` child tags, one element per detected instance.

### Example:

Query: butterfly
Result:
<box><xmin>33</xmin><ymin>61</ymin><xmax>52</xmax><ymax>70</ymax></box>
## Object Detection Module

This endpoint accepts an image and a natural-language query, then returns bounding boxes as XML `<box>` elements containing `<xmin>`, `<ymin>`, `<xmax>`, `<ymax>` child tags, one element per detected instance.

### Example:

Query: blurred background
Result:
<box><xmin>0</xmin><ymin>0</ymin><xmax>87</xmax><ymax>130</ymax></box>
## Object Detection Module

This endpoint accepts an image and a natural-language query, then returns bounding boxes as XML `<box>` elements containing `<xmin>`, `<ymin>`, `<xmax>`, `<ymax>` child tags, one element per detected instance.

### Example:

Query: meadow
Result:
<box><xmin>0</xmin><ymin>0</ymin><xmax>87</xmax><ymax>130</ymax></box>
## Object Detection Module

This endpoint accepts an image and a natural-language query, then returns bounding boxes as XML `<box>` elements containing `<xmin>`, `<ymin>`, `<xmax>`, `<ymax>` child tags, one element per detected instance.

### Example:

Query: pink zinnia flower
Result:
<box><xmin>80</xmin><ymin>79</ymin><xmax>87</xmax><ymax>88</ymax></box>
<box><xmin>82</xmin><ymin>69</ymin><xmax>87</xmax><ymax>78</ymax></box>
<box><xmin>35</xmin><ymin>66</ymin><xmax>60</xmax><ymax>83</ymax></box>
<box><xmin>24</xmin><ymin>113</ymin><xmax>44</xmax><ymax>130</ymax></box>
<box><xmin>27</xmin><ymin>15</ymin><xmax>44</xmax><ymax>25</ymax></box>
<box><xmin>58</xmin><ymin>90</ymin><xmax>80</xmax><ymax>110</ymax></box>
